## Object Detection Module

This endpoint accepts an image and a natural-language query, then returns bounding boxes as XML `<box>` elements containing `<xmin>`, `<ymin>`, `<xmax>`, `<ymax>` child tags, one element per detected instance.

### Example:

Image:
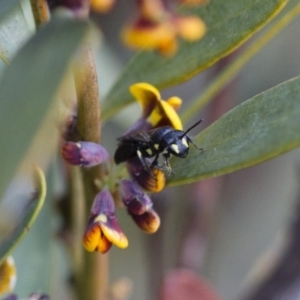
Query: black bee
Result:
<box><xmin>114</xmin><ymin>120</ymin><xmax>203</xmax><ymax>174</ymax></box>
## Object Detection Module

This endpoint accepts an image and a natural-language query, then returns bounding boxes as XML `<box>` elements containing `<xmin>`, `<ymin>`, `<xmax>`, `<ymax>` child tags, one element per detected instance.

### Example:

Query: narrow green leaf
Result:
<box><xmin>0</xmin><ymin>0</ymin><xmax>19</xmax><ymax>21</ymax></box>
<box><xmin>0</xmin><ymin>167</ymin><xmax>46</xmax><ymax>264</ymax></box>
<box><xmin>168</xmin><ymin>76</ymin><xmax>300</xmax><ymax>186</ymax></box>
<box><xmin>0</xmin><ymin>3</ymin><xmax>33</xmax><ymax>64</ymax></box>
<box><xmin>102</xmin><ymin>0</ymin><xmax>287</xmax><ymax>120</ymax></box>
<box><xmin>0</xmin><ymin>14</ymin><xmax>92</xmax><ymax>199</ymax></box>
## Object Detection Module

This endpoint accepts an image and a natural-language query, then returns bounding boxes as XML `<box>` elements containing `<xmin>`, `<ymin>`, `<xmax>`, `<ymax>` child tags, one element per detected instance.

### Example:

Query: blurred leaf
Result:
<box><xmin>0</xmin><ymin>167</ymin><xmax>46</xmax><ymax>264</ymax></box>
<box><xmin>102</xmin><ymin>0</ymin><xmax>287</xmax><ymax>120</ymax></box>
<box><xmin>0</xmin><ymin>3</ymin><xmax>33</xmax><ymax>64</ymax></box>
<box><xmin>168</xmin><ymin>76</ymin><xmax>300</xmax><ymax>186</ymax></box>
<box><xmin>0</xmin><ymin>0</ymin><xmax>19</xmax><ymax>21</ymax></box>
<box><xmin>0</xmin><ymin>14</ymin><xmax>92</xmax><ymax>199</ymax></box>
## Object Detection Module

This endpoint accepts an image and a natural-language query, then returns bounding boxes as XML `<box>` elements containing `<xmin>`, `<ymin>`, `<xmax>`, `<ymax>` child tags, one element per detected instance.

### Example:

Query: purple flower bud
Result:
<box><xmin>130</xmin><ymin>208</ymin><xmax>160</xmax><ymax>233</ymax></box>
<box><xmin>119</xmin><ymin>179</ymin><xmax>153</xmax><ymax>215</ymax></box>
<box><xmin>61</xmin><ymin>141</ymin><xmax>109</xmax><ymax>167</ymax></box>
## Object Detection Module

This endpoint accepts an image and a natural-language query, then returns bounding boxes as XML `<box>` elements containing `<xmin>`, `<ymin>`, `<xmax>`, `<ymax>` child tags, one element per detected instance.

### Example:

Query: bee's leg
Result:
<box><xmin>162</xmin><ymin>152</ymin><xmax>173</xmax><ymax>175</ymax></box>
<box><xmin>137</xmin><ymin>150</ymin><xmax>154</xmax><ymax>178</ymax></box>
<box><xmin>151</xmin><ymin>154</ymin><xmax>159</xmax><ymax>167</ymax></box>
<box><xmin>187</xmin><ymin>136</ymin><xmax>203</xmax><ymax>151</ymax></box>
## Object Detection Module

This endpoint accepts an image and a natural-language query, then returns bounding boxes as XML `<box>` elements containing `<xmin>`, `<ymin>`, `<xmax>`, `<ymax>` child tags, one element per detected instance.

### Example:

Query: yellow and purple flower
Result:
<box><xmin>119</xmin><ymin>180</ymin><xmax>161</xmax><ymax>233</ymax></box>
<box><xmin>83</xmin><ymin>189</ymin><xmax>128</xmax><ymax>253</ymax></box>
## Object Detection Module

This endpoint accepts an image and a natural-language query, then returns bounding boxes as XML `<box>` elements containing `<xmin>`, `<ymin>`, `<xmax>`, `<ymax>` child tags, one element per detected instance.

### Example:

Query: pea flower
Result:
<box><xmin>61</xmin><ymin>141</ymin><xmax>109</xmax><ymax>167</ymax></box>
<box><xmin>121</xmin><ymin>0</ymin><xmax>206</xmax><ymax>55</ymax></box>
<box><xmin>126</xmin><ymin>82</ymin><xmax>183</xmax><ymax>133</ymax></box>
<box><xmin>83</xmin><ymin>189</ymin><xmax>128</xmax><ymax>253</ymax></box>
<box><xmin>119</xmin><ymin>180</ymin><xmax>160</xmax><ymax>233</ymax></box>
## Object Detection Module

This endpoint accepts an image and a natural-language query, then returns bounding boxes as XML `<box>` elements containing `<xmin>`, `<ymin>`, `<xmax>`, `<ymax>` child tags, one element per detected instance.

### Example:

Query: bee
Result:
<box><xmin>114</xmin><ymin>120</ymin><xmax>203</xmax><ymax>175</ymax></box>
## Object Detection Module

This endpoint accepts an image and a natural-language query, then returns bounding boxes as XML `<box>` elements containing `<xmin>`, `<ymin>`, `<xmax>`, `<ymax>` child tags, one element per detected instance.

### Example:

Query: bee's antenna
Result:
<box><xmin>180</xmin><ymin>119</ymin><xmax>203</xmax><ymax>138</ymax></box>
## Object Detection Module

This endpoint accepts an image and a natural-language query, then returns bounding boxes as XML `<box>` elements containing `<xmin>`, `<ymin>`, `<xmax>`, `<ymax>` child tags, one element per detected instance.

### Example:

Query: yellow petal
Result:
<box><xmin>130</xmin><ymin>83</ymin><xmax>160</xmax><ymax>118</ymax></box>
<box><xmin>96</xmin><ymin>234</ymin><xmax>112</xmax><ymax>254</ymax></box>
<box><xmin>0</xmin><ymin>256</ymin><xmax>16</xmax><ymax>295</ymax></box>
<box><xmin>148</xmin><ymin>100</ymin><xmax>183</xmax><ymax>129</ymax></box>
<box><xmin>91</xmin><ymin>0</ymin><xmax>115</xmax><ymax>13</ymax></box>
<box><xmin>176</xmin><ymin>16</ymin><xmax>206</xmax><ymax>41</ymax></box>
<box><xmin>100</xmin><ymin>220</ymin><xmax>129</xmax><ymax>249</ymax></box>
<box><xmin>131</xmin><ymin>209</ymin><xmax>161</xmax><ymax>233</ymax></box>
<box><xmin>121</xmin><ymin>21</ymin><xmax>176</xmax><ymax>52</ymax></box>
<box><xmin>83</xmin><ymin>224</ymin><xmax>101</xmax><ymax>252</ymax></box>
<box><xmin>166</xmin><ymin>96</ymin><xmax>182</xmax><ymax>111</ymax></box>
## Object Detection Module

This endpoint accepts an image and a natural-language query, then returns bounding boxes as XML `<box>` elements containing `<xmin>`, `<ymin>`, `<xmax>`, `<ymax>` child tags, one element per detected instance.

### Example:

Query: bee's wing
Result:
<box><xmin>114</xmin><ymin>130</ymin><xmax>152</xmax><ymax>164</ymax></box>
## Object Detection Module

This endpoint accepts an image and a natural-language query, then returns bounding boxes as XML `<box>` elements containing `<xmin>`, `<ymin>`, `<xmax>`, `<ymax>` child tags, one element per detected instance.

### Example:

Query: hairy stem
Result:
<box><xmin>74</xmin><ymin>46</ymin><xmax>108</xmax><ymax>300</ymax></box>
<box><xmin>30</xmin><ymin>0</ymin><xmax>50</xmax><ymax>26</ymax></box>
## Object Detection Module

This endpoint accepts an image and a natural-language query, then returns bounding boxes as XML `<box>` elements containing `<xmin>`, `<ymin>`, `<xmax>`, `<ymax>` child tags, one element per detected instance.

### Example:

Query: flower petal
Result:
<box><xmin>175</xmin><ymin>16</ymin><xmax>206</xmax><ymax>41</ymax></box>
<box><xmin>166</xmin><ymin>96</ymin><xmax>182</xmax><ymax>111</ymax></box>
<box><xmin>119</xmin><ymin>179</ymin><xmax>153</xmax><ymax>214</ymax></box>
<box><xmin>0</xmin><ymin>256</ymin><xmax>16</xmax><ymax>295</ymax></box>
<box><xmin>96</xmin><ymin>233</ymin><xmax>112</xmax><ymax>254</ymax></box>
<box><xmin>90</xmin><ymin>189</ymin><xmax>115</xmax><ymax>217</ymax></box>
<box><xmin>127</xmin><ymin>158</ymin><xmax>166</xmax><ymax>193</ymax></box>
<box><xmin>130</xmin><ymin>82</ymin><xmax>160</xmax><ymax>118</ymax></box>
<box><xmin>83</xmin><ymin>223</ymin><xmax>101</xmax><ymax>252</ymax></box>
<box><xmin>98</xmin><ymin>216</ymin><xmax>129</xmax><ymax>249</ymax></box>
<box><xmin>83</xmin><ymin>221</ymin><xmax>113</xmax><ymax>253</ymax></box>
<box><xmin>148</xmin><ymin>100</ymin><xmax>183</xmax><ymax>129</ymax></box>
<box><xmin>130</xmin><ymin>208</ymin><xmax>161</xmax><ymax>233</ymax></box>
<box><xmin>61</xmin><ymin>141</ymin><xmax>109</xmax><ymax>167</ymax></box>
<box><xmin>121</xmin><ymin>20</ymin><xmax>177</xmax><ymax>55</ymax></box>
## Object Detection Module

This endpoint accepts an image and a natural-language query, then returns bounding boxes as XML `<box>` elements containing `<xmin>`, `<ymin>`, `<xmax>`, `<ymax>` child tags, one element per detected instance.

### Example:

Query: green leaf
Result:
<box><xmin>102</xmin><ymin>0</ymin><xmax>287</xmax><ymax>120</ymax></box>
<box><xmin>0</xmin><ymin>167</ymin><xmax>46</xmax><ymax>264</ymax></box>
<box><xmin>0</xmin><ymin>3</ymin><xmax>34</xmax><ymax>64</ymax></box>
<box><xmin>0</xmin><ymin>0</ymin><xmax>19</xmax><ymax>21</ymax></box>
<box><xmin>167</xmin><ymin>76</ymin><xmax>300</xmax><ymax>186</ymax></box>
<box><xmin>0</xmin><ymin>13</ymin><xmax>92</xmax><ymax>199</ymax></box>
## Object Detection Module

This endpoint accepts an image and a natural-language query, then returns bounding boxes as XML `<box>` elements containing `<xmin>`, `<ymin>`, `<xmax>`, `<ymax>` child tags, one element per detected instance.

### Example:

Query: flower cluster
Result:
<box><xmin>61</xmin><ymin>83</ymin><xmax>183</xmax><ymax>253</ymax></box>
<box><xmin>121</xmin><ymin>0</ymin><xmax>207</xmax><ymax>55</ymax></box>
<box><xmin>49</xmin><ymin>0</ymin><xmax>207</xmax><ymax>55</ymax></box>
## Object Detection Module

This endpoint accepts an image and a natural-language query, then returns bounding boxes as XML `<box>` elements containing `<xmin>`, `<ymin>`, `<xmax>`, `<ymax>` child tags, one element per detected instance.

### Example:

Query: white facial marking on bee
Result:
<box><xmin>171</xmin><ymin>144</ymin><xmax>180</xmax><ymax>154</ymax></box>
<box><xmin>137</xmin><ymin>150</ymin><xmax>143</xmax><ymax>158</ymax></box>
<box><xmin>146</xmin><ymin>148</ymin><xmax>152</xmax><ymax>155</ymax></box>
<box><xmin>154</xmin><ymin>144</ymin><xmax>160</xmax><ymax>150</ymax></box>
<box><xmin>182</xmin><ymin>137</ymin><xmax>188</xmax><ymax>148</ymax></box>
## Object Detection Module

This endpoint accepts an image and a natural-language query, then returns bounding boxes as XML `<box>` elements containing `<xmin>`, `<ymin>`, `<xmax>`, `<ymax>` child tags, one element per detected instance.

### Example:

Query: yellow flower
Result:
<box><xmin>0</xmin><ymin>256</ymin><xmax>16</xmax><ymax>295</ymax></box>
<box><xmin>83</xmin><ymin>189</ymin><xmax>128</xmax><ymax>253</ymax></box>
<box><xmin>129</xmin><ymin>82</ymin><xmax>183</xmax><ymax>130</ymax></box>
<box><xmin>121</xmin><ymin>19</ymin><xmax>178</xmax><ymax>56</ymax></box>
<box><xmin>90</xmin><ymin>0</ymin><xmax>115</xmax><ymax>13</ymax></box>
<box><xmin>120</xmin><ymin>0</ymin><xmax>207</xmax><ymax>55</ymax></box>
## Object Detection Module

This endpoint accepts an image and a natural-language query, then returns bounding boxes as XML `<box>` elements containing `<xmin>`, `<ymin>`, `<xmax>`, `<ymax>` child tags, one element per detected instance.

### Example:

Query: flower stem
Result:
<box><xmin>73</xmin><ymin>46</ymin><xmax>108</xmax><ymax>300</ymax></box>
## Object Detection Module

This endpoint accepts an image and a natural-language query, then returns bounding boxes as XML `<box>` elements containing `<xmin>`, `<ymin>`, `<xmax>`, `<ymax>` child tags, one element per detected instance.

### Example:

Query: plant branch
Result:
<box><xmin>73</xmin><ymin>46</ymin><xmax>108</xmax><ymax>300</ymax></box>
<box><xmin>30</xmin><ymin>0</ymin><xmax>50</xmax><ymax>27</ymax></box>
